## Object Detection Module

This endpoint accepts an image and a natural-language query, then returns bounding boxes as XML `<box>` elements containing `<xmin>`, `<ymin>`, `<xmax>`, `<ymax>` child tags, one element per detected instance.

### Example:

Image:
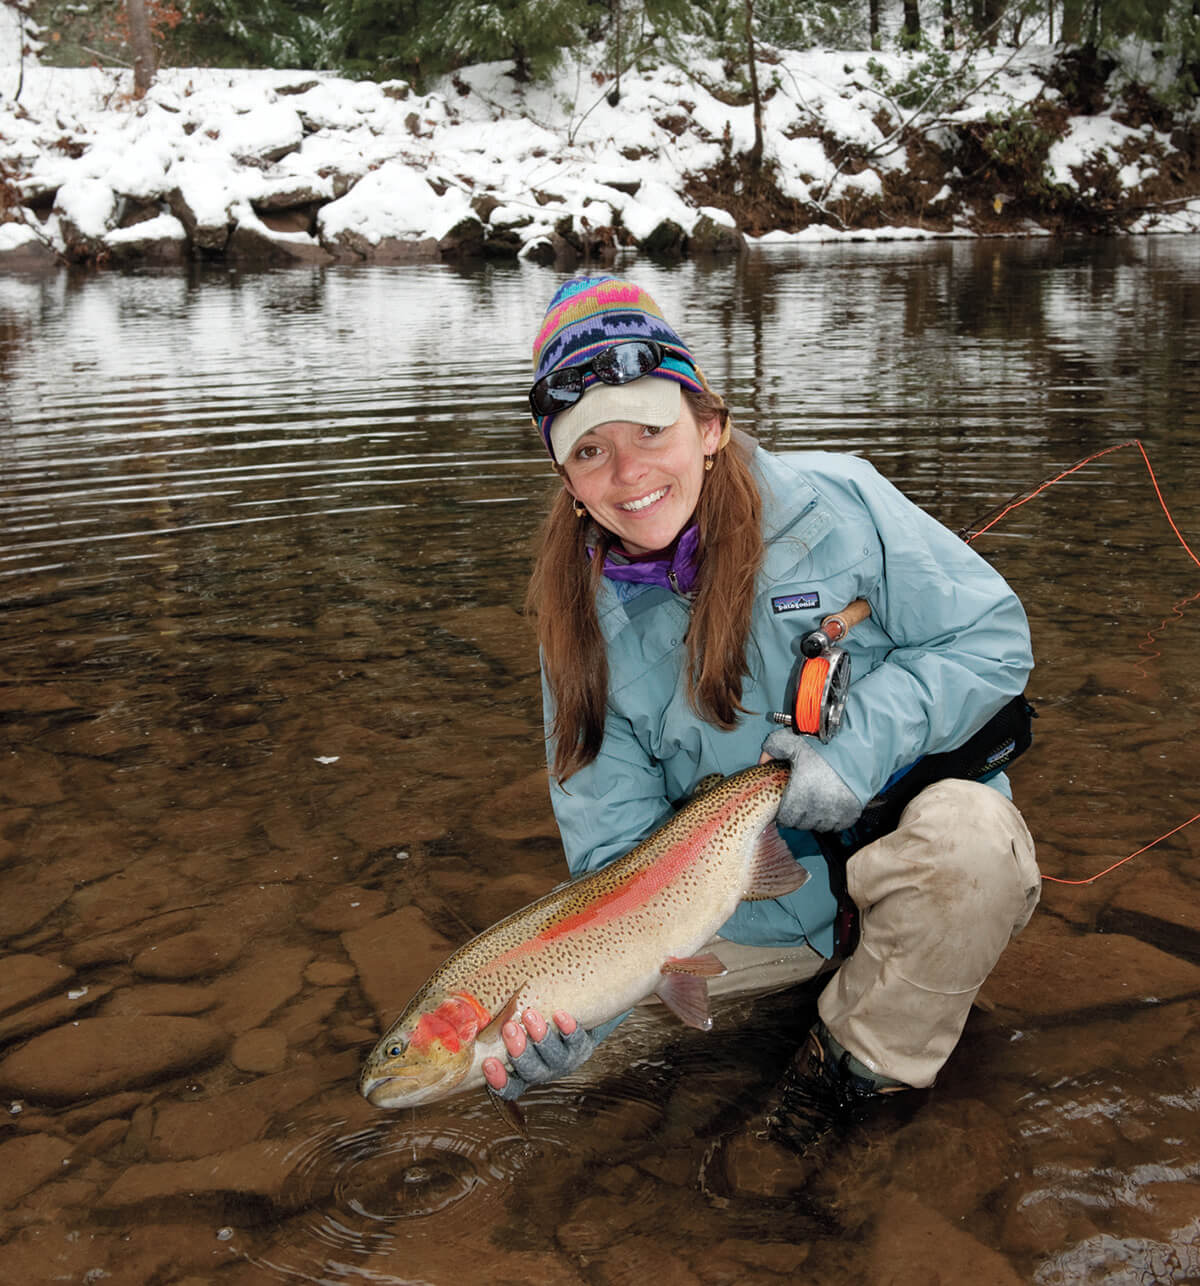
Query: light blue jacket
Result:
<box><xmin>543</xmin><ymin>445</ymin><xmax>1033</xmax><ymax>958</ymax></box>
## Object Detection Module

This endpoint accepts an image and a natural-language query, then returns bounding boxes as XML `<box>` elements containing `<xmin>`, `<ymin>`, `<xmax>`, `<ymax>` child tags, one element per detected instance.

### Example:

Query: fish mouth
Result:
<box><xmin>360</xmin><ymin>1072</ymin><xmax>447</xmax><ymax>1109</ymax></box>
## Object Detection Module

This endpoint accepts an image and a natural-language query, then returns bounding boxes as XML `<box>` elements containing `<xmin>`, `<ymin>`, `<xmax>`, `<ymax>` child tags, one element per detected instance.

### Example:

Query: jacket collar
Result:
<box><xmin>592</xmin><ymin>442</ymin><xmax>838</xmax><ymax>633</ymax></box>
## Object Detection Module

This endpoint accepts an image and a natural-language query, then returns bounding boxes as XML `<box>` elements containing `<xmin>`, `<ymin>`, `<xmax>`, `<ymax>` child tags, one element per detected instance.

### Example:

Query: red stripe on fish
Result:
<box><xmin>492</xmin><ymin>791</ymin><xmax>747</xmax><ymax>963</ymax></box>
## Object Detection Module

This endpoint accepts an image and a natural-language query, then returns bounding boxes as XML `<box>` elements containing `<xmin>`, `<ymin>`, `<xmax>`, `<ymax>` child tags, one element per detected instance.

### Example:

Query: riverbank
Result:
<box><xmin>2</xmin><ymin>40</ymin><xmax>1200</xmax><ymax>271</ymax></box>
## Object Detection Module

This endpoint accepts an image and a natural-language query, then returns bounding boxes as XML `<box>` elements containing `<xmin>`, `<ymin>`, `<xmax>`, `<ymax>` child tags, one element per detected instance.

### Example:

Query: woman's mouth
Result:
<box><xmin>618</xmin><ymin>487</ymin><xmax>667</xmax><ymax>513</ymax></box>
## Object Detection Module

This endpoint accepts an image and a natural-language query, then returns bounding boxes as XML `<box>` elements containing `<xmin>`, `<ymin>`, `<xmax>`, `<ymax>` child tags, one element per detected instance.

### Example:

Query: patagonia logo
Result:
<box><xmin>771</xmin><ymin>591</ymin><xmax>820</xmax><ymax>615</ymax></box>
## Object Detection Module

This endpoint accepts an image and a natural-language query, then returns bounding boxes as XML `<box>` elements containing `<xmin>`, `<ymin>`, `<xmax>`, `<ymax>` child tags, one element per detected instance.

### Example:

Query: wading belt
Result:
<box><xmin>817</xmin><ymin>693</ymin><xmax>1037</xmax><ymax>953</ymax></box>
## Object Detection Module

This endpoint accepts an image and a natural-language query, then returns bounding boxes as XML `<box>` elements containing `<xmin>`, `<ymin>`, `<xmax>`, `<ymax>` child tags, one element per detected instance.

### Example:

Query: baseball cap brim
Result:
<box><xmin>550</xmin><ymin>378</ymin><xmax>682</xmax><ymax>464</ymax></box>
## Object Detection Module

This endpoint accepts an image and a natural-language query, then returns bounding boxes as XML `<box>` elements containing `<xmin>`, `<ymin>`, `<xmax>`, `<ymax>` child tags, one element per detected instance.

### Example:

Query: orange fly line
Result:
<box><xmin>964</xmin><ymin>439</ymin><xmax>1200</xmax><ymax>885</ymax></box>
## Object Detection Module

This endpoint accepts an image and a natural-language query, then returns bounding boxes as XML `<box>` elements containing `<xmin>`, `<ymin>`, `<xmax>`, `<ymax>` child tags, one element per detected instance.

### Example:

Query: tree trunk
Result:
<box><xmin>744</xmin><ymin>0</ymin><xmax>763</xmax><ymax>171</ymax></box>
<box><xmin>869</xmin><ymin>0</ymin><xmax>881</xmax><ymax>50</ymax></box>
<box><xmin>980</xmin><ymin>0</ymin><xmax>1006</xmax><ymax>46</ymax></box>
<box><xmin>901</xmin><ymin>0</ymin><xmax>921</xmax><ymax>48</ymax></box>
<box><xmin>1061</xmin><ymin>0</ymin><xmax>1084</xmax><ymax>42</ymax></box>
<box><xmin>126</xmin><ymin>0</ymin><xmax>156</xmax><ymax>96</ymax></box>
<box><xmin>942</xmin><ymin>0</ymin><xmax>954</xmax><ymax>48</ymax></box>
<box><xmin>1088</xmin><ymin>0</ymin><xmax>1103</xmax><ymax>46</ymax></box>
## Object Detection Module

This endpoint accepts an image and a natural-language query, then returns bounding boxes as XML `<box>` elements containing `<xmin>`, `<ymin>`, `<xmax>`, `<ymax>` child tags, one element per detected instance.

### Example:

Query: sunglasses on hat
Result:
<box><xmin>529</xmin><ymin>340</ymin><xmax>694</xmax><ymax>419</ymax></box>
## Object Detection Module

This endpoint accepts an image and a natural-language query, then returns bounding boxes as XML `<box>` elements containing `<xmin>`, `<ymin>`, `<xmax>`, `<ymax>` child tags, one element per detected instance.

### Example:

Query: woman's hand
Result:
<box><xmin>761</xmin><ymin>729</ymin><xmax>863</xmax><ymax>832</ymax></box>
<box><xmin>482</xmin><ymin>1007</ymin><xmax>597</xmax><ymax>1101</ymax></box>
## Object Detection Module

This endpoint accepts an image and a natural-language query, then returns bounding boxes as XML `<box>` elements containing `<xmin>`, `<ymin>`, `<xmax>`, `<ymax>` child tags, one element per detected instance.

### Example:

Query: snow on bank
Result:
<box><xmin>2</xmin><ymin>41</ymin><xmax>1199</xmax><ymax>269</ymax></box>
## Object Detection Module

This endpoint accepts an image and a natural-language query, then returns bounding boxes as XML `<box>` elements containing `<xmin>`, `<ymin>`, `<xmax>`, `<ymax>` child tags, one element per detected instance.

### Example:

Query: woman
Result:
<box><xmin>482</xmin><ymin>275</ymin><xmax>1040</xmax><ymax>1151</ymax></box>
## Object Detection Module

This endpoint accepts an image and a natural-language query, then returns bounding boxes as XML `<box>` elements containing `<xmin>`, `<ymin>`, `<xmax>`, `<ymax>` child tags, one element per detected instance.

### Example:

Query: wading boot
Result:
<box><xmin>700</xmin><ymin>1021</ymin><xmax>913</xmax><ymax>1202</ymax></box>
<box><xmin>761</xmin><ymin>1020</ymin><xmax>910</xmax><ymax>1155</ymax></box>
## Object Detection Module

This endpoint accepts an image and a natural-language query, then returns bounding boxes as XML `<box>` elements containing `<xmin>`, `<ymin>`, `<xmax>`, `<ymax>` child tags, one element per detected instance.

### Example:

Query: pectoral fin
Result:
<box><xmin>477</xmin><ymin>987</ymin><xmax>523</xmax><ymax>1044</ymax></box>
<box><xmin>742</xmin><ymin>823</ymin><xmax>810</xmax><ymax>900</ymax></box>
<box><xmin>487</xmin><ymin>1087</ymin><xmax>529</xmax><ymax>1137</ymax></box>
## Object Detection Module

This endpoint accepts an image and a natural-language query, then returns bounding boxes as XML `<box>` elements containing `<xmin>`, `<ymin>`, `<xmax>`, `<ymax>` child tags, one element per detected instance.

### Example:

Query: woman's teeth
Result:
<box><xmin>620</xmin><ymin>488</ymin><xmax>666</xmax><ymax>512</ymax></box>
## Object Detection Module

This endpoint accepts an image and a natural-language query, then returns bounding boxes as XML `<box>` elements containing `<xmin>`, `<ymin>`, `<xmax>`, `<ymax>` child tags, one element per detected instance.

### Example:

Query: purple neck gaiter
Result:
<box><xmin>600</xmin><ymin>521</ymin><xmax>700</xmax><ymax>595</ymax></box>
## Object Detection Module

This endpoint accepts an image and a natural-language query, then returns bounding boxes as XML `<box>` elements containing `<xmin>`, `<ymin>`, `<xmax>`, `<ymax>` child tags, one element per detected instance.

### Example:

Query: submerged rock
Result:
<box><xmin>149</xmin><ymin>1068</ymin><xmax>319</xmax><ymax>1161</ymax></box>
<box><xmin>0</xmin><ymin>1133</ymin><xmax>76</xmax><ymax>1208</ymax></box>
<box><xmin>96</xmin><ymin>1138</ymin><xmax>313</xmax><ymax>1216</ymax></box>
<box><xmin>208</xmin><ymin>945</ymin><xmax>312</xmax><ymax>1034</ymax></box>
<box><xmin>0</xmin><ymin>984</ymin><xmax>113</xmax><ymax>1044</ymax></box>
<box><xmin>0</xmin><ymin>1016</ymin><xmax>227</xmax><ymax>1104</ymax></box>
<box><xmin>342</xmin><ymin>905</ymin><xmax>459</xmax><ymax>1023</ymax></box>
<box><xmin>302</xmin><ymin>885</ymin><xmax>388</xmax><ymax>933</ymax></box>
<box><xmin>0</xmin><ymin>954</ymin><xmax>74</xmax><ymax>1016</ymax></box>
<box><xmin>64</xmin><ymin>908</ymin><xmax>197</xmax><ymax>968</ymax></box>
<box><xmin>979</xmin><ymin>917</ymin><xmax>1200</xmax><ymax>1018</ymax></box>
<box><xmin>869</xmin><ymin>1191</ymin><xmax>1025</xmax><ymax>1285</ymax></box>
<box><xmin>102</xmin><ymin>982</ymin><xmax>217</xmax><ymax>1017</ymax></box>
<box><xmin>131</xmin><ymin>927</ymin><xmax>244</xmax><ymax>980</ymax></box>
<box><xmin>230</xmin><ymin>1028</ymin><xmax>287</xmax><ymax>1074</ymax></box>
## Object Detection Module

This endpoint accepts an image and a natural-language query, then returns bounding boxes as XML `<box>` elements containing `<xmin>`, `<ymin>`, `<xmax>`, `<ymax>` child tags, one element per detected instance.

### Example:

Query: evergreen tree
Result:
<box><xmin>167</xmin><ymin>0</ymin><xmax>333</xmax><ymax>67</ymax></box>
<box><xmin>324</xmin><ymin>0</ymin><xmax>430</xmax><ymax>79</ymax></box>
<box><xmin>418</xmin><ymin>0</ymin><xmax>590</xmax><ymax>81</ymax></box>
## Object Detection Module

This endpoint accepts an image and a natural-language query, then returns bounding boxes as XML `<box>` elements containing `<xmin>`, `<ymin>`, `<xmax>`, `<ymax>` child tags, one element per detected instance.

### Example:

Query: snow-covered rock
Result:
<box><xmin>2</xmin><ymin>39</ymin><xmax>1198</xmax><ymax>271</ymax></box>
<box><xmin>317</xmin><ymin>162</ymin><xmax>474</xmax><ymax>259</ymax></box>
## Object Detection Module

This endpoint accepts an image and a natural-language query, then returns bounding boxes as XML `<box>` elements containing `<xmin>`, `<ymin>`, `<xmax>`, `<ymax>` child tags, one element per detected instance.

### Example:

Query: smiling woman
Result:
<box><xmin>560</xmin><ymin>411</ymin><xmax>722</xmax><ymax>556</ymax></box>
<box><xmin>487</xmin><ymin>274</ymin><xmax>1042</xmax><ymax>1161</ymax></box>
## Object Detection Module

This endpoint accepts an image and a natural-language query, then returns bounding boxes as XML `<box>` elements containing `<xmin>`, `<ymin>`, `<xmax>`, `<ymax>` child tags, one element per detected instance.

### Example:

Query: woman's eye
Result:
<box><xmin>575</xmin><ymin>444</ymin><xmax>601</xmax><ymax>461</ymax></box>
<box><xmin>642</xmin><ymin>424</ymin><xmax>666</xmax><ymax>438</ymax></box>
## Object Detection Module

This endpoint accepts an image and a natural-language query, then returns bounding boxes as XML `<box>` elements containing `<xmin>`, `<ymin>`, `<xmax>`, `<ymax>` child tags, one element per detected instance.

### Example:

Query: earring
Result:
<box><xmin>573</xmin><ymin>500</ymin><xmax>588</xmax><ymax>518</ymax></box>
<box><xmin>704</xmin><ymin>455</ymin><xmax>714</xmax><ymax>472</ymax></box>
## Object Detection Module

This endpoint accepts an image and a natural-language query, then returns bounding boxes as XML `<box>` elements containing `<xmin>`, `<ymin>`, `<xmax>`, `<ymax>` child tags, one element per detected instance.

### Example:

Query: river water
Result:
<box><xmin>1</xmin><ymin>241</ymin><xmax>1199</xmax><ymax>1285</ymax></box>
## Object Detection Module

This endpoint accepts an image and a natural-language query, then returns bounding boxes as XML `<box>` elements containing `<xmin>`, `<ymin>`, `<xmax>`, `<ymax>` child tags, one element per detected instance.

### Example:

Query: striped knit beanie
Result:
<box><xmin>531</xmin><ymin>276</ymin><xmax>705</xmax><ymax>462</ymax></box>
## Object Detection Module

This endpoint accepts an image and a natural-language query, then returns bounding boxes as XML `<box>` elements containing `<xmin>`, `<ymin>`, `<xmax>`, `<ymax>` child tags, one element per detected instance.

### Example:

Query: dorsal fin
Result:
<box><xmin>688</xmin><ymin>772</ymin><xmax>727</xmax><ymax>801</ymax></box>
<box><xmin>742</xmin><ymin>824</ymin><xmax>810</xmax><ymax>900</ymax></box>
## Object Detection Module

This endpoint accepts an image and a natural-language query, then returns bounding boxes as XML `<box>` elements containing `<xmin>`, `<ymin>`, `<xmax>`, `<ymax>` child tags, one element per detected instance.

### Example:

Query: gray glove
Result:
<box><xmin>762</xmin><ymin>729</ymin><xmax>864</xmax><ymax>833</ymax></box>
<box><xmin>491</xmin><ymin>1013</ymin><xmax>627</xmax><ymax>1101</ymax></box>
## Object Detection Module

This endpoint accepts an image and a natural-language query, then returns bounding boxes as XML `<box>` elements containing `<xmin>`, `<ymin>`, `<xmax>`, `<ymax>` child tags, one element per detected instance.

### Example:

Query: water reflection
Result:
<box><xmin>1</xmin><ymin>242</ymin><xmax>1198</xmax><ymax>1284</ymax></box>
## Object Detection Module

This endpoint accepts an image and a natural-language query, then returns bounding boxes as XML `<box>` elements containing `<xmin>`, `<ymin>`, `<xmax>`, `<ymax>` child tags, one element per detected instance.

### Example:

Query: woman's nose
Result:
<box><xmin>611</xmin><ymin>442</ymin><xmax>645</xmax><ymax>483</ymax></box>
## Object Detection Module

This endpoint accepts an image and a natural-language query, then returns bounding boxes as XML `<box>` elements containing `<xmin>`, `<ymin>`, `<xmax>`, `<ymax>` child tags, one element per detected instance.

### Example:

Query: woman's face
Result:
<box><xmin>560</xmin><ymin>397</ymin><xmax>722</xmax><ymax>557</ymax></box>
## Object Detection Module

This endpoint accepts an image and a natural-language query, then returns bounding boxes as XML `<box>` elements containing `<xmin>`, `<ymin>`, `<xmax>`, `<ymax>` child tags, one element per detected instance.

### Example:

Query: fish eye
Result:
<box><xmin>387</xmin><ymin>1043</ymin><xmax>404</xmax><ymax>1058</ymax></box>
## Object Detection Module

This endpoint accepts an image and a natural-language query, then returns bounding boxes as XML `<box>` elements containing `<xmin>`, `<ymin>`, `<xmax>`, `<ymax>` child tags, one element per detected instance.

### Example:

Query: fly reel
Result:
<box><xmin>771</xmin><ymin>599</ymin><xmax>870</xmax><ymax>744</ymax></box>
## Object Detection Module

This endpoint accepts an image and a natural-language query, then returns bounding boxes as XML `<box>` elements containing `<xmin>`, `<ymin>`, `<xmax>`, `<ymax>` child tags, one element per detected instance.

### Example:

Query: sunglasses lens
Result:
<box><xmin>530</xmin><ymin>368</ymin><xmax>584</xmax><ymax>416</ymax></box>
<box><xmin>593</xmin><ymin>341</ymin><xmax>663</xmax><ymax>384</ymax></box>
<box><xmin>529</xmin><ymin>341</ymin><xmax>669</xmax><ymax>418</ymax></box>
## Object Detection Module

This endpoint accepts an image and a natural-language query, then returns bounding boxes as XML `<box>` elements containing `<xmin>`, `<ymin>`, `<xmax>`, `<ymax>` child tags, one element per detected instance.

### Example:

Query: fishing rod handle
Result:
<box><xmin>820</xmin><ymin>598</ymin><xmax>870</xmax><ymax>644</ymax></box>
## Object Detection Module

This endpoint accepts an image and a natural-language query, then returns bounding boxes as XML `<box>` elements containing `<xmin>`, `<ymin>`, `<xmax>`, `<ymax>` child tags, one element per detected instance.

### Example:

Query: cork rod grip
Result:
<box><xmin>820</xmin><ymin>598</ymin><xmax>870</xmax><ymax>643</ymax></box>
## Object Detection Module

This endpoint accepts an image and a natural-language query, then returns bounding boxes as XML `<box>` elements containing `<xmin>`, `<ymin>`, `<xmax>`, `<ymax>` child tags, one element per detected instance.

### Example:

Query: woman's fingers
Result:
<box><xmin>551</xmin><ymin>1010</ymin><xmax>577</xmax><ymax>1035</ymax></box>
<box><xmin>501</xmin><ymin>1019</ymin><xmax>527</xmax><ymax>1058</ymax></box>
<box><xmin>482</xmin><ymin>1056</ymin><xmax>508</xmax><ymax>1090</ymax></box>
<box><xmin>522</xmin><ymin>1008</ymin><xmax>549</xmax><ymax>1043</ymax></box>
<box><xmin>493</xmin><ymin>1008</ymin><xmax>581</xmax><ymax>1078</ymax></box>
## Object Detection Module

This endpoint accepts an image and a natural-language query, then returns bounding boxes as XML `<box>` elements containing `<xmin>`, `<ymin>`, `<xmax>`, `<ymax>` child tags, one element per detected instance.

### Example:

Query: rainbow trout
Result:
<box><xmin>360</xmin><ymin>761</ymin><xmax>808</xmax><ymax>1109</ymax></box>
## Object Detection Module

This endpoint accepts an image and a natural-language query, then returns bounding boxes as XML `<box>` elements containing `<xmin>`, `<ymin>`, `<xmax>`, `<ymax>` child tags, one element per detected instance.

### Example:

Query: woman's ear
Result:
<box><xmin>701</xmin><ymin>415</ymin><xmax>723</xmax><ymax>455</ymax></box>
<box><xmin>553</xmin><ymin>462</ymin><xmax>577</xmax><ymax>499</ymax></box>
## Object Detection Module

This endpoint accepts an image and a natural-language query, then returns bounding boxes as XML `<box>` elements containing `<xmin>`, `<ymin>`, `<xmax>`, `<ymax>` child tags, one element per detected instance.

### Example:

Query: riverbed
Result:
<box><xmin>1</xmin><ymin>241</ymin><xmax>1199</xmax><ymax>1283</ymax></box>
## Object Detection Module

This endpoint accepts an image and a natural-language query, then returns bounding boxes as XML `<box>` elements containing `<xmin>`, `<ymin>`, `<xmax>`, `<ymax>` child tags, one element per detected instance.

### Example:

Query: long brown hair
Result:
<box><xmin>525</xmin><ymin>387</ymin><xmax>765</xmax><ymax>782</ymax></box>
